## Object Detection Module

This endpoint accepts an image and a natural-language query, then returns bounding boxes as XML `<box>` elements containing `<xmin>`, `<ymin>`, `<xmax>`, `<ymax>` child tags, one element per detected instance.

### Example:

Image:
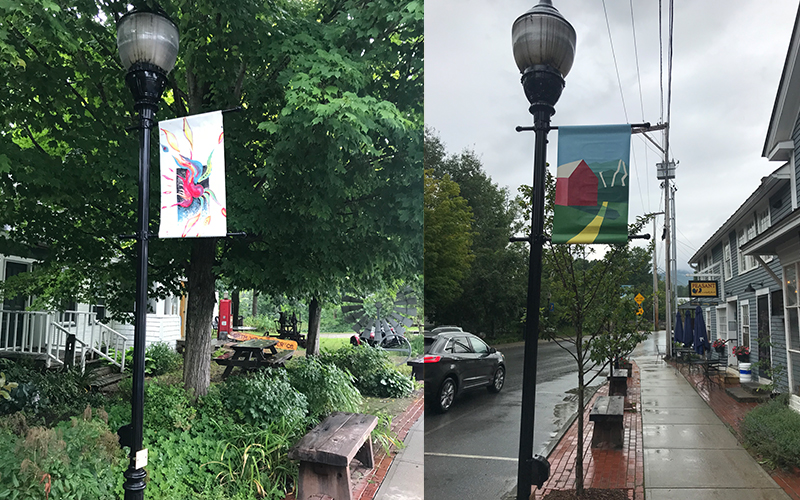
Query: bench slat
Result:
<box><xmin>589</xmin><ymin>395</ymin><xmax>624</xmax><ymax>422</ymax></box>
<box><xmin>289</xmin><ymin>412</ymin><xmax>378</xmax><ymax>467</ymax></box>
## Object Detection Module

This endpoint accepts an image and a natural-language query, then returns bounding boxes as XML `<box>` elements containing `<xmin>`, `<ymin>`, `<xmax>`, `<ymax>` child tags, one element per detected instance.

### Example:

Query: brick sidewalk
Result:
<box><xmin>676</xmin><ymin>362</ymin><xmax>800</xmax><ymax>500</ymax></box>
<box><xmin>533</xmin><ymin>363</ymin><xmax>644</xmax><ymax>499</ymax></box>
<box><xmin>353</xmin><ymin>393</ymin><xmax>424</xmax><ymax>500</ymax></box>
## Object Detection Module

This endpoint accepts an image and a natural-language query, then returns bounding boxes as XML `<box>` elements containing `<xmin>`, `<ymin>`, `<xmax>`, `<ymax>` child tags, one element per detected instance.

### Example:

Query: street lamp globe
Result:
<box><xmin>512</xmin><ymin>0</ymin><xmax>576</xmax><ymax>110</ymax></box>
<box><xmin>117</xmin><ymin>6</ymin><xmax>179</xmax><ymax>108</ymax></box>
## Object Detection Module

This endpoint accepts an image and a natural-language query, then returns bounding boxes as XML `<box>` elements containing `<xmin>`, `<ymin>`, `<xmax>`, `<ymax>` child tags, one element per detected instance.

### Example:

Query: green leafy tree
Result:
<box><xmin>0</xmin><ymin>0</ymin><xmax>422</xmax><ymax>395</ymax></box>
<box><xmin>424</xmin><ymin>167</ymin><xmax>474</xmax><ymax>316</ymax></box>
<box><xmin>425</xmin><ymin>129</ymin><xmax>527</xmax><ymax>335</ymax></box>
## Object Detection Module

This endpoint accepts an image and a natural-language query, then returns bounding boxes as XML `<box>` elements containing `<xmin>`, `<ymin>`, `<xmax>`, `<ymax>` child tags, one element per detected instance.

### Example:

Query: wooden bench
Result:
<box><xmin>608</xmin><ymin>369</ymin><xmax>628</xmax><ymax>398</ymax></box>
<box><xmin>289</xmin><ymin>412</ymin><xmax>378</xmax><ymax>500</ymax></box>
<box><xmin>590</xmin><ymin>395</ymin><xmax>624</xmax><ymax>449</ymax></box>
<box><xmin>266</xmin><ymin>350</ymin><xmax>294</xmax><ymax>367</ymax></box>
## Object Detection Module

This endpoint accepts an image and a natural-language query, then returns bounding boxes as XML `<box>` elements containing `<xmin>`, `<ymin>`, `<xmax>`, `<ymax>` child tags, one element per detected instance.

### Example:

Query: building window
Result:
<box><xmin>741</xmin><ymin>302</ymin><xmax>750</xmax><ymax>349</ymax></box>
<box><xmin>738</xmin><ymin>219</ymin><xmax>758</xmax><ymax>274</ymax></box>
<box><xmin>723</xmin><ymin>242</ymin><xmax>732</xmax><ymax>280</ymax></box>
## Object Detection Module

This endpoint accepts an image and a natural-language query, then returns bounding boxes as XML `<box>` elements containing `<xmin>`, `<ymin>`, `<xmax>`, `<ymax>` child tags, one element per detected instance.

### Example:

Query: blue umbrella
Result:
<box><xmin>684</xmin><ymin>311</ymin><xmax>693</xmax><ymax>348</ymax></box>
<box><xmin>674</xmin><ymin>311</ymin><xmax>684</xmax><ymax>346</ymax></box>
<box><xmin>694</xmin><ymin>305</ymin><xmax>710</xmax><ymax>355</ymax></box>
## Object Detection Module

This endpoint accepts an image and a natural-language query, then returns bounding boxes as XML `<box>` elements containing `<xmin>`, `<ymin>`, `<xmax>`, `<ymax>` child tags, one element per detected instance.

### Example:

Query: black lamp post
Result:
<box><xmin>512</xmin><ymin>1</ymin><xmax>575</xmax><ymax>498</ymax></box>
<box><xmin>116</xmin><ymin>6</ymin><xmax>179</xmax><ymax>499</ymax></box>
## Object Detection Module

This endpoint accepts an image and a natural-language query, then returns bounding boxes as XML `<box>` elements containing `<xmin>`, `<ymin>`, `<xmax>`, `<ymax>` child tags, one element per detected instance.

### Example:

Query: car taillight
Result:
<box><xmin>424</xmin><ymin>355</ymin><xmax>441</xmax><ymax>363</ymax></box>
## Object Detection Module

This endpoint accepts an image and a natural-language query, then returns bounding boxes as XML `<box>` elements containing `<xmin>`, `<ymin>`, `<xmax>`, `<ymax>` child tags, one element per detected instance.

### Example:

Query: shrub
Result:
<box><xmin>287</xmin><ymin>356</ymin><xmax>362</xmax><ymax>420</ymax></box>
<box><xmin>742</xmin><ymin>395</ymin><xmax>800</xmax><ymax>469</ymax></box>
<box><xmin>146</xmin><ymin>341</ymin><xmax>182</xmax><ymax>376</ymax></box>
<box><xmin>319</xmin><ymin>344</ymin><xmax>390</xmax><ymax>383</ymax></box>
<box><xmin>144</xmin><ymin>380</ymin><xmax>197</xmax><ymax>432</ymax></box>
<box><xmin>0</xmin><ymin>360</ymin><xmax>105</xmax><ymax>425</ymax></box>
<box><xmin>362</xmin><ymin>368</ymin><xmax>414</xmax><ymax>398</ymax></box>
<box><xmin>0</xmin><ymin>409</ymin><xmax>125</xmax><ymax>499</ymax></box>
<box><xmin>223</xmin><ymin>369</ymin><xmax>308</xmax><ymax>428</ymax></box>
<box><xmin>320</xmin><ymin>345</ymin><xmax>414</xmax><ymax>398</ymax></box>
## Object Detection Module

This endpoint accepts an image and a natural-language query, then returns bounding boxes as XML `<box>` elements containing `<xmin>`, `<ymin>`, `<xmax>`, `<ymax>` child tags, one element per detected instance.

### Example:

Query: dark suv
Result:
<box><xmin>409</xmin><ymin>326</ymin><xmax>505</xmax><ymax>413</ymax></box>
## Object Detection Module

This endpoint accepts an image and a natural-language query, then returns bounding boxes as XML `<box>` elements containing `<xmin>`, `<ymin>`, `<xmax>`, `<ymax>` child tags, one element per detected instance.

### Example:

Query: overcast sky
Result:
<box><xmin>425</xmin><ymin>0</ymin><xmax>798</xmax><ymax>273</ymax></box>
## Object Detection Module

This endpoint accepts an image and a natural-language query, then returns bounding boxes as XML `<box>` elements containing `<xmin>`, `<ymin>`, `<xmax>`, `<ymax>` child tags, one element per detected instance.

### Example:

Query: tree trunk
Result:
<box><xmin>306</xmin><ymin>297</ymin><xmax>322</xmax><ymax>356</ymax></box>
<box><xmin>183</xmin><ymin>238</ymin><xmax>217</xmax><ymax>397</ymax></box>
<box><xmin>252</xmin><ymin>290</ymin><xmax>258</xmax><ymax>317</ymax></box>
<box><xmin>232</xmin><ymin>289</ymin><xmax>240</xmax><ymax>327</ymax></box>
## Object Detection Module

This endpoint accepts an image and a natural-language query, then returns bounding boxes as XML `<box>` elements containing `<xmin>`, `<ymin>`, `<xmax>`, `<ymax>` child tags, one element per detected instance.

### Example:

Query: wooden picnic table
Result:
<box><xmin>215</xmin><ymin>338</ymin><xmax>293</xmax><ymax>378</ymax></box>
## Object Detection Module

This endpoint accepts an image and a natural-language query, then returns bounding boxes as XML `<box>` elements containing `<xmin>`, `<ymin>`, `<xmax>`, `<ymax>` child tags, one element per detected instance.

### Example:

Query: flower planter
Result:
<box><xmin>739</xmin><ymin>362</ymin><xmax>752</xmax><ymax>383</ymax></box>
<box><xmin>714</xmin><ymin>346</ymin><xmax>725</xmax><ymax>354</ymax></box>
<box><xmin>620</xmin><ymin>363</ymin><xmax>632</xmax><ymax>377</ymax></box>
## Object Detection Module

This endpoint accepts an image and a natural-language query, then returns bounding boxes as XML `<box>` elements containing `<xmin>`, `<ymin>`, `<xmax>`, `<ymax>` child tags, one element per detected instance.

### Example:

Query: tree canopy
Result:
<box><xmin>0</xmin><ymin>0</ymin><xmax>422</xmax><ymax>393</ymax></box>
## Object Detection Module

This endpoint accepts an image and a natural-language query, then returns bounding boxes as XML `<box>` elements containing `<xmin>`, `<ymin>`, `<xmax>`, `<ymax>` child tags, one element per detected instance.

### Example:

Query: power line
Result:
<box><xmin>602</xmin><ymin>0</ymin><xmax>629</xmax><ymax>120</ymax></box>
<box><xmin>628</xmin><ymin>0</ymin><xmax>650</xmax><ymax>211</ymax></box>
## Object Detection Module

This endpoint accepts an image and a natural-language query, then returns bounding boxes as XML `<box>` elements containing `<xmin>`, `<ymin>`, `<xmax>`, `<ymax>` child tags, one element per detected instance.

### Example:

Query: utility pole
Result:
<box><xmin>638</xmin><ymin>124</ymin><xmax>673</xmax><ymax>353</ymax></box>
<box><xmin>645</xmin><ymin>212</ymin><xmax>665</xmax><ymax>332</ymax></box>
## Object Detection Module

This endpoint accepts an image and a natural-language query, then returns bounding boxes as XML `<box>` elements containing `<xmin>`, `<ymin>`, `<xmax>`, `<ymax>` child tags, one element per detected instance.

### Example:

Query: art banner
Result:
<box><xmin>158</xmin><ymin>110</ymin><xmax>227</xmax><ymax>238</ymax></box>
<box><xmin>552</xmin><ymin>124</ymin><xmax>631</xmax><ymax>244</ymax></box>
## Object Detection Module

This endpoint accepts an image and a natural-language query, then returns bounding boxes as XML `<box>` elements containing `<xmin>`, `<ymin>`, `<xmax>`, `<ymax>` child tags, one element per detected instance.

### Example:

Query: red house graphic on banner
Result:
<box><xmin>555</xmin><ymin>159</ymin><xmax>598</xmax><ymax>206</ymax></box>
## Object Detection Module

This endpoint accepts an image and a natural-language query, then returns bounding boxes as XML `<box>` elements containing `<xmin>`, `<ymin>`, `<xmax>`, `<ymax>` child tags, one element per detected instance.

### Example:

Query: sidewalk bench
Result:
<box><xmin>608</xmin><ymin>369</ymin><xmax>628</xmax><ymax>398</ymax></box>
<box><xmin>590</xmin><ymin>395</ymin><xmax>624</xmax><ymax>449</ymax></box>
<box><xmin>289</xmin><ymin>412</ymin><xmax>378</xmax><ymax>500</ymax></box>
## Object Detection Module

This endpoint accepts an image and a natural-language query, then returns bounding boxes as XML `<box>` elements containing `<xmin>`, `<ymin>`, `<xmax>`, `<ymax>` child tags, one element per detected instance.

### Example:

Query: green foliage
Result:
<box><xmin>205</xmin><ymin>421</ymin><xmax>300</xmax><ymax>500</ymax></box>
<box><xmin>425</xmin><ymin>129</ymin><xmax>528</xmax><ymax>336</ymax></box>
<box><xmin>144</xmin><ymin>381</ymin><xmax>197</xmax><ymax>432</ymax></box>
<box><xmin>409</xmin><ymin>333</ymin><xmax>424</xmax><ymax>356</ymax></box>
<box><xmin>0</xmin><ymin>410</ymin><xmax>125</xmax><ymax>499</ymax></box>
<box><xmin>145</xmin><ymin>342</ymin><xmax>183</xmax><ymax>377</ymax></box>
<box><xmin>424</xmin><ymin>166</ymin><xmax>475</xmax><ymax>314</ymax></box>
<box><xmin>362</xmin><ymin>368</ymin><xmax>414</xmax><ymax>398</ymax></box>
<box><xmin>286</xmin><ymin>356</ymin><xmax>362</xmax><ymax>420</ymax></box>
<box><xmin>0</xmin><ymin>371</ymin><xmax>18</xmax><ymax>400</ymax></box>
<box><xmin>0</xmin><ymin>360</ymin><xmax>104</xmax><ymax>425</ymax></box>
<box><xmin>320</xmin><ymin>345</ymin><xmax>413</xmax><ymax>398</ymax></box>
<box><xmin>371</xmin><ymin>412</ymin><xmax>404</xmax><ymax>455</ymax></box>
<box><xmin>742</xmin><ymin>395</ymin><xmax>800</xmax><ymax>469</ymax></box>
<box><xmin>223</xmin><ymin>369</ymin><xmax>308</xmax><ymax>428</ymax></box>
<box><xmin>320</xmin><ymin>344</ymin><xmax>391</xmax><ymax>382</ymax></box>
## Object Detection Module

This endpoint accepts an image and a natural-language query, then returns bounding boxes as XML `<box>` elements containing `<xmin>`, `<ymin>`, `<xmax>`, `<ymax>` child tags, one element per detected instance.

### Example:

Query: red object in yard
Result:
<box><xmin>218</xmin><ymin>298</ymin><xmax>232</xmax><ymax>339</ymax></box>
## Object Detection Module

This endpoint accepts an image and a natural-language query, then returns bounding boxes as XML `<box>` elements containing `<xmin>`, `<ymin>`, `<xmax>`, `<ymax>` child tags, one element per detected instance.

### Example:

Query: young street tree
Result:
<box><xmin>518</xmin><ymin>179</ymin><xmax>651</xmax><ymax>495</ymax></box>
<box><xmin>0</xmin><ymin>0</ymin><xmax>422</xmax><ymax>394</ymax></box>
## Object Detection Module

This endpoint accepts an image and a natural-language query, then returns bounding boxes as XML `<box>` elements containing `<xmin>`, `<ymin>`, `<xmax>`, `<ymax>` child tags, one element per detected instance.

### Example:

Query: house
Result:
<box><xmin>688</xmin><ymin>163</ymin><xmax>790</xmax><ymax>389</ymax></box>
<box><xmin>555</xmin><ymin>159</ymin><xmax>598</xmax><ymax>206</ymax></box>
<box><xmin>1</xmin><ymin>252</ymin><xmax>184</xmax><ymax>372</ymax></box>
<box><xmin>690</xmin><ymin>3</ymin><xmax>800</xmax><ymax>410</ymax></box>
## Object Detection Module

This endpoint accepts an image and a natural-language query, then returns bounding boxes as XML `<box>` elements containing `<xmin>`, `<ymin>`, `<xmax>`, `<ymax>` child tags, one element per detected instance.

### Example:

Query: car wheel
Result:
<box><xmin>488</xmin><ymin>366</ymin><xmax>505</xmax><ymax>393</ymax></box>
<box><xmin>436</xmin><ymin>377</ymin><xmax>456</xmax><ymax>413</ymax></box>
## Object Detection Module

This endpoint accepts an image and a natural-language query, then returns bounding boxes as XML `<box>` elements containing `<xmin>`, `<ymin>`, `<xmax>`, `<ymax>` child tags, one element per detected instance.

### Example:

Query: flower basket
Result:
<box><xmin>732</xmin><ymin>345</ymin><xmax>750</xmax><ymax>363</ymax></box>
<box><xmin>711</xmin><ymin>339</ymin><xmax>726</xmax><ymax>354</ymax></box>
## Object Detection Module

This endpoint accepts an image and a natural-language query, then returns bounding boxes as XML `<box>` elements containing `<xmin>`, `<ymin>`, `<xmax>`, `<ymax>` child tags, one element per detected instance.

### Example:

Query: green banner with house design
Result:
<box><xmin>552</xmin><ymin>125</ymin><xmax>632</xmax><ymax>244</ymax></box>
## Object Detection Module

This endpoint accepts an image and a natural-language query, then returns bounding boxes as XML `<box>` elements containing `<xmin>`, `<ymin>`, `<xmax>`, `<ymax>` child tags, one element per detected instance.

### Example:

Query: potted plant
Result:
<box><xmin>617</xmin><ymin>356</ymin><xmax>632</xmax><ymax>377</ymax></box>
<box><xmin>712</xmin><ymin>338</ymin><xmax>726</xmax><ymax>354</ymax></box>
<box><xmin>732</xmin><ymin>344</ymin><xmax>750</xmax><ymax>362</ymax></box>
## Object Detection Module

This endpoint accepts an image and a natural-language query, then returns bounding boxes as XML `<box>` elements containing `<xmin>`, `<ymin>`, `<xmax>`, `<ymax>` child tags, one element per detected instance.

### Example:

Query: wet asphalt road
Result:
<box><xmin>423</xmin><ymin>339</ymin><xmax>604</xmax><ymax>500</ymax></box>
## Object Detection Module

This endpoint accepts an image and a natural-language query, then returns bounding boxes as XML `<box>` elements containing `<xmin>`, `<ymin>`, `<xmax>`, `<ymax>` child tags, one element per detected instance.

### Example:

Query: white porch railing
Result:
<box><xmin>0</xmin><ymin>310</ymin><xmax>127</xmax><ymax>373</ymax></box>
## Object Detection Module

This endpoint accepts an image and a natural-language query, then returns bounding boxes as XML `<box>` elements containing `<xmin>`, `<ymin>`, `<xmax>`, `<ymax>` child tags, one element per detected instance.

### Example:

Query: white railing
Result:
<box><xmin>0</xmin><ymin>310</ymin><xmax>61</xmax><ymax>367</ymax></box>
<box><xmin>54</xmin><ymin>311</ymin><xmax>127</xmax><ymax>372</ymax></box>
<box><xmin>0</xmin><ymin>310</ymin><xmax>127</xmax><ymax>372</ymax></box>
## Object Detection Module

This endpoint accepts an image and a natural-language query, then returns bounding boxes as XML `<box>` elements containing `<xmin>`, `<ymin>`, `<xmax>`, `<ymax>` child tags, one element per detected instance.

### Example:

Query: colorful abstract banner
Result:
<box><xmin>552</xmin><ymin>124</ymin><xmax>631</xmax><ymax>244</ymax></box>
<box><xmin>158</xmin><ymin>110</ymin><xmax>227</xmax><ymax>238</ymax></box>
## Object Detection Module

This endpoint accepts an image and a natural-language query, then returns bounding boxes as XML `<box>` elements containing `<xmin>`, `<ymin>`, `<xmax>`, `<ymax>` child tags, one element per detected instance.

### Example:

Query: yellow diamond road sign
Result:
<box><xmin>634</xmin><ymin>293</ymin><xmax>645</xmax><ymax>304</ymax></box>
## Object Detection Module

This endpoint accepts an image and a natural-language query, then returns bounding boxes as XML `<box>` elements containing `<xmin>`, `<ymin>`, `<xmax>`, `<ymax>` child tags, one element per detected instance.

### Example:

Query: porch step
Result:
<box><xmin>725</xmin><ymin>385</ymin><xmax>771</xmax><ymax>403</ymax></box>
<box><xmin>90</xmin><ymin>372</ymin><xmax>129</xmax><ymax>392</ymax></box>
<box><xmin>741</xmin><ymin>381</ymin><xmax>774</xmax><ymax>396</ymax></box>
